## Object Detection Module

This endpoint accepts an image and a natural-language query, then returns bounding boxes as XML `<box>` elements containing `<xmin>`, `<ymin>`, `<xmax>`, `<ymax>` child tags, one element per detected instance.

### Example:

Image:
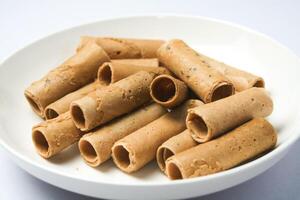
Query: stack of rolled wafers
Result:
<box><xmin>25</xmin><ymin>37</ymin><xmax>276</xmax><ymax>180</ymax></box>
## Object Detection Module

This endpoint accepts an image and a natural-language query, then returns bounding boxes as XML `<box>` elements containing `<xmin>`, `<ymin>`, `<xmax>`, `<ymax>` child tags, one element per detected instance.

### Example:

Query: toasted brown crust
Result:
<box><xmin>157</xmin><ymin>39</ymin><xmax>235</xmax><ymax>103</ymax></box>
<box><xmin>166</xmin><ymin>118</ymin><xmax>277</xmax><ymax>179</ymax></box>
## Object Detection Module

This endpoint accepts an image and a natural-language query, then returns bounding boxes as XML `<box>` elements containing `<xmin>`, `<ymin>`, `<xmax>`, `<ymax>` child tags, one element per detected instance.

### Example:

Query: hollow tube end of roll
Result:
<box><xmin>97</xmin><ymin>62</ymin><xmax>113</xmax><ymax>85</ymax></box>
<box><xmin>166</xmin><ymin>161</ymin><xmax>183</xmax><ymax>180</ymax></box>
<box><xmin>70</xmin><ymin>103</ymin><xmax>87</xmax><ymax>131</ymax></box>
<box><xmin>44</xmin><ymin>107</ymin><xmax>59</xmax><ymax>120</ymax></box>
<box><xmin>24</xmin><ymin>91</ymin><xmax>44</xmax><ymax>117</ymax></box>
<box><xmin>112</xmin><ymin>144</ymin><xmax>132</xmax><ymax>172</ymax></box>
<box><xmin>210</xmin><ymin>83</ymin><xmax>235</xmax><ymax>102</ymax></box>
<box><xmin>157</xmin><ymin>146</ymin><xmax>175</xmax><ymax>172</ymax></box>
<box><xmin>32</xmin><ymin>130</ymin><xmax>51</xmax><ymax>158</ymax></box>
<box><xmin>253</xmin><ymin>78</ymin><xmax>265</xmax><ymax>88</ymax></box>
<box><xmin>186</xmin><ymin>112</ymin><xmax>210</xmax><ymax>143</ymax></box>
<box><xmin>78</xmin><ymin>139</ymin><xmax>99</xmax><ymax>167</ymax></box>
<box><xmin>150</xmin><ymin>75</ymin><xmax>177</xmax><ymax>107</ymax></box>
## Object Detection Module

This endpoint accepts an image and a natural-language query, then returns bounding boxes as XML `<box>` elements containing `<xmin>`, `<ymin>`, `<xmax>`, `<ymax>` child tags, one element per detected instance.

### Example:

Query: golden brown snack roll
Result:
<box><xmin>32</xmin><ymin>112</ymin><xmax>83</xmax><ymax>158</ymax></box>
<box><xmin>156</xmin><ymin>129</ymin><xmax>198</xmax><ymax>172</ymax></box>
<box><xmin>44</xmin><ymin>81</ymin><xmax>105</xmax><ymax>119</ymax></box>
<box><xmin>186</xmin><ymin>88</ymin><xmax>273</xmax><ymax>143</ymax></box>
<box><xmin>111</xmin><ymin>58</ymin><xmax>159</xmax><ymax>67</ymax></box>
<box><xmin>25</xmin><ymin>42</ymin><xmax>109</xmax><ymax>118</ymax></box>
<box><xmin>78</xmin><ymin>103</ymin><xmax>167</xmax><ymax>167</ymax></box>
<box><xmin>150</xmin><ymin>74</ymin><xmax>188</xmax><ymax>108</ymax></box>
<box><xmin>77</xmin><ymin>36</ymin><xmax>164</xmax><ymax>58</ymax></box>
<box><xmin>157</xmin><ymin>39</ymin><xmax>234</xmax><ymax>103</ymax></box>
<box><xmin>97</xmin><ymin>62</ymin><xmax>169</xmax><ymax>85</ymax></box>
<box><xmin>70</xmin><ymin>71</ymin><xmax>157</xmax><ymax>131</ymax></box>
<box><xmin>166</xmin><ymin>118</ymin><xmax>277</xmax><ymax>180</ymax></box>
<box><xmin>196</xmin><ymin>53</ymin><xmax>264</xmax><ymax>91</ymax></box>
<box><xmin>112</xmin><ymin>99</ymin><xmax>203</xmax><ymax>173</ymax></box>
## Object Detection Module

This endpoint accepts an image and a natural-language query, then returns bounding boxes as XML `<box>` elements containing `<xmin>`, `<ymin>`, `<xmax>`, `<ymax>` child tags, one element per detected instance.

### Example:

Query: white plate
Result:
<box><xmin>0</xmin><ymin>15</ymin><xmax>300</xmax><ymax>200</ymax></box>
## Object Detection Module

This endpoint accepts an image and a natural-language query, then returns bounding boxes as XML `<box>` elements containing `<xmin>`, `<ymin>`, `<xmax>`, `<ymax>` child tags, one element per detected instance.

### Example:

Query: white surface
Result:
<box><xmin>0</xmin><ymin>1</ymin><xmax>299</xmax><ymax>200</ymax></box>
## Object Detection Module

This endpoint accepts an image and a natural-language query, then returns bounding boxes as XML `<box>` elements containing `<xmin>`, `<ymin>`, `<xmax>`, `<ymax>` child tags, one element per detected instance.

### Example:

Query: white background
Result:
<box><xmin>0</xmin><ymin>0</ymin><xmax>299</xmax><ymax>199</ymax></box>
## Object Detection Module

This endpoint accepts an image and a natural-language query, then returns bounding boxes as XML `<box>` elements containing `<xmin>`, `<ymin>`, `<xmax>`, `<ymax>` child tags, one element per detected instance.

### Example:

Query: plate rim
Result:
<box><xmin>0</xmin><ymin>14</ymin><xmax>300</xmax><ymax>187</ymax></box>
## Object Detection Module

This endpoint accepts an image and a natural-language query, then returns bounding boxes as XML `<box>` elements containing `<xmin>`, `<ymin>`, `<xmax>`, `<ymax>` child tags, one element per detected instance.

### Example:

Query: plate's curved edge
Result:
<box><xmin>0</xmin><ymin>14</ymin><xmax>300</xmax><ymax>188</ymax></box>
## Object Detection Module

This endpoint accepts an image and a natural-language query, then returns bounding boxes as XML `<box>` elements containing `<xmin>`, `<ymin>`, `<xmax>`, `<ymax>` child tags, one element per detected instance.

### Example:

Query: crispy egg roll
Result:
<box><xmin>44</xmin><ymin>81</ymin><xmax>105</xmax><ymax>119</ymax></box>
<box><xmin>156</xmin><ymin>130</ymin><xmax>198</xmax><ymax>172</ymax></box>
<box><xmin>196</xmin><ymin>53</ymin><xmax>265</xmax><ymax>91</ymax></box>
<box><xmin>186</xmin><ymin>88</ymin><xmax>273</xmax><ymax>143</ymax></box>
<box><xmin>166</xmin><ymin>118</ymin><xmax>277</xmax><ymax>179</ymax></box>
<box><xmin>77</xmin><ymin>36</ymin><xmax>164</xmax><ymax>58</ymax></box>
<box><xmin>97</xmin><ymin>62</ymin><xmax>169</xmax><ymax>85</ymax></box>
<box><xmin>79</xmin><ymin>103</ymin><xmax>167</xmax><ymax>167</ymax></box>
<box><xmin>70</xmin><ymin>71</ymin><xmax>157</xmax><ymax>131</ymax></box>
<box><xmin>150</xmin><ymin>74</ymin><xmax>188</xmax><ymax>108</ymax></box>
<box><xmin>112</xmin><ymin>99</ymin><xmax>202</xmax><ymax>173</ymax></box>
<box><xmin>32</xmin><ymin>112</ymin><xmax>83</xmax><ymax>158</ymax></box>
<box><xmin>111</xmin><ymin>58</ymin><xmax>159</xmax><ymax>67</ymax></box>
<box><xmin>25</xmin><ymin>42</ymin><xmax>110</xmax><ymax>118</ymax></box>
<box><xmin>198</xmin><ymin>52</ymin><xmax>265</xmax><ymax>92</ymax></box>
<box><xmin>157</xmin><ymin>39</ymin><xmax>234</xmax><ymax>103</ymax></box>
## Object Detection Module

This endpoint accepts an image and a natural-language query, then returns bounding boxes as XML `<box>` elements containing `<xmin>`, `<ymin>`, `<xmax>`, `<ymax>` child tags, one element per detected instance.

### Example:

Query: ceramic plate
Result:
<box><xmin>0</xmin><ymin>15</ymin><xmax>300</xmax><ymax>199</ymax></box>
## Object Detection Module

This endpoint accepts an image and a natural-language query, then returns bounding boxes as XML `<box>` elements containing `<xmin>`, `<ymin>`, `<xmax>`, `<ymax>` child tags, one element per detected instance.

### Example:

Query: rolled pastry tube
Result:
<box><xmin>186</xmin><ymin>88</ymin><xmax>273</xmax><ymax>143</ymax></box>
<box><xmin>111</xmin><ymin>58</ymin><xmax>159</xmax><ymax>67</ymax></box>
<box><xmin>196</xmin><ymin>53</ymin><xmax>265</xmax><ymax>91</ymax></box>
<box><xmin>150</xmin><ymin>74</ymin><xmax>189</xmax><ymax>108</ymax></box>
<box><xmin>71</xmin><ymin>71</ymin><xmax>157</xmax><ymax>131</ymax></box>
<box><xmin>44</xmin><ymin>81</ymin><xmax>104</xmax><ymax>119</ymax></box>
<box><xmin>97</xmin><ymin>62</ymin><xmax>170</xmax><ymax>85</ymax></box>
<box><xmin>166</xmin><ymin>118</ymin><xmax>277</xmax><ymax>180</ymax></box>
<box><xmin>157</xmin><ymin>39</ymin><xmax>234</xmax><ymax>103</ymax></box>
<box><xmin>78</xmin><ymin>103</ymin><xmax>167</xmax><ymax>167</ymax></box>
<box><xmin>32</xmin><ymin>112</ymin><xmax>83</xmax><ymax>158</ymax></box>
<box><xmin>157</xmin><ymin>129</ymin><xmax>198</xmax><ymax>172</ymax></box>
<box><xmin>112</xmin><ymin>99</ymin><xmax>202</xmax><ymax>173</ymax></box>
<box><xmin>77</xmin><ymin>36</ymin><xmax>164</xmax><ymax>58</ymax></box>
<box><xmin>25</xmin><ymin>42</ymin><xmax>110</xmax><ymax>118</ymax></box>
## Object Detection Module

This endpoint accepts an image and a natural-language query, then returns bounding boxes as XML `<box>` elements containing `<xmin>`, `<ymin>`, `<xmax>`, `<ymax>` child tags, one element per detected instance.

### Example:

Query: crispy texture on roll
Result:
<box><xmin>44</xmin><ymin>81</ymin><xmax>104</xmax><ymax>119</ymax></box>
<box><xmin>150</xmin><ymin>74</ymin><xmax>188</xmax><ymax>108</ymax></box>
<box><xmin>25</xmin><ymin>42</ymin><xmax>109</xmax><ymax>118</ymax></box>
<box><xmin>157</xmin><ymin>130</ymin><xmax>198</xmax><ymax>172</ymax></box>
<box><xmin>97</xmin><ymin>62</ymin><xmax>169</xmax><ymax>85</ymax></box>
<box><xmin>111</xmin><ymin>58</ymin><xmax>159</xmax><ymax>67</ymax></box>
<box><xmin>32</xmin><ymin>112</ymin><xmax>83</xmax><ymax>158</ymax></box>
<box><xmin>79</xmin><ymin>103</ymin><xmax>167</xmax><ymax>167</ymax></box>
<box><xmin>186</xmin><ymin>88</ymin><xmax>273</xmax><ymax>143</ymax></box>
<box><xmin>71</xmin><ymin>71</ymin><xmax>157</xmax><ymax>131</ymax></box>
<box><xmin>77</xmin><ymin>36</ymin><xmax>164</xmax><ymax>58</ymax></box>
<box><xmin>195</xmin><ymin>53</ymin><xmax>264</xmax><ymax>91</ymax></box>
<box><xmin>112</xmin><ymin>99</ymin><xmax>202</xmax><ymax>173</ymax></box>
<box><xmin>157</xmin><ymin>39</ymin><xmax>234</xmax><ymax>103</ymax></box>
<box><xmin>166</xmin><ymin>118</ymin><xmax>277</xmax><ymax>179</ymax></box>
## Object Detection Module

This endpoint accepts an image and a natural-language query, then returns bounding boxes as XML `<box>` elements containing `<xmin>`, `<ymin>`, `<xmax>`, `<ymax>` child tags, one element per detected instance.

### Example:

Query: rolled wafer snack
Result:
<box><xmin>150</xmin><ymin>75</ymin><xmax>188</xmax><ymax>108</ymax></box>
<box><xmin>44</xmin><ymin>81</ymin><xmax>105</xmax><ymax>119</ymax></box>
<box><xmin>97</xmin><ymin>62</ymin><xmax>169</xmax><ymax>85</ymax></box>
<box><xmin>186</xmin><ymin>88</ymin><xmax>273</xmax><ymax>143</ymax></box>
<box><xmin>157</xmin><ymin>130</ymin><xmax>198</xmax><ymax>172</ymax></box>
<box><xmin>112</xmin><ymin>99</ymin><xmax>202</xmax><ymax>173</ymax></box>
<box><xmin>77</xmin><ymin>36</ymin><xmax>164</xmax><ymax>58</ymax></box>
<box><xmin>111</xmin><ymin>58</ymin><xmax>159</xmax><ymax>67</ymax></box>
<box><xmin>79</xmin><ymin>103</ymin><xmax>167</xmax><ymax>167</ymax></box>
<box><xmin>71</xmin><ymin>71</ymin><xmax>157</xmax><ymax>131</ymax></box>
<box><xmin>157</xmin><ymin>39</ymin><xmax>234</xmax><ymax>103</ymax></box>
<box><xmin>166</xmin><ymin>118</ymin><xmax>277</xmax><ymax>179</ymax></box>
<box><xmin>195</xmin><ymin>53</ymin><xmax>264</xmax><ymax>91</ymax></box>
<box><xmin>25</xmin><ymin>42</ymin><xmax>110</xmax><ymax>118</ymax></box>
<box><xmin>32</xmin><ymin>112</ymin><xmax>83</xmax><ymax>158</ymax></box>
